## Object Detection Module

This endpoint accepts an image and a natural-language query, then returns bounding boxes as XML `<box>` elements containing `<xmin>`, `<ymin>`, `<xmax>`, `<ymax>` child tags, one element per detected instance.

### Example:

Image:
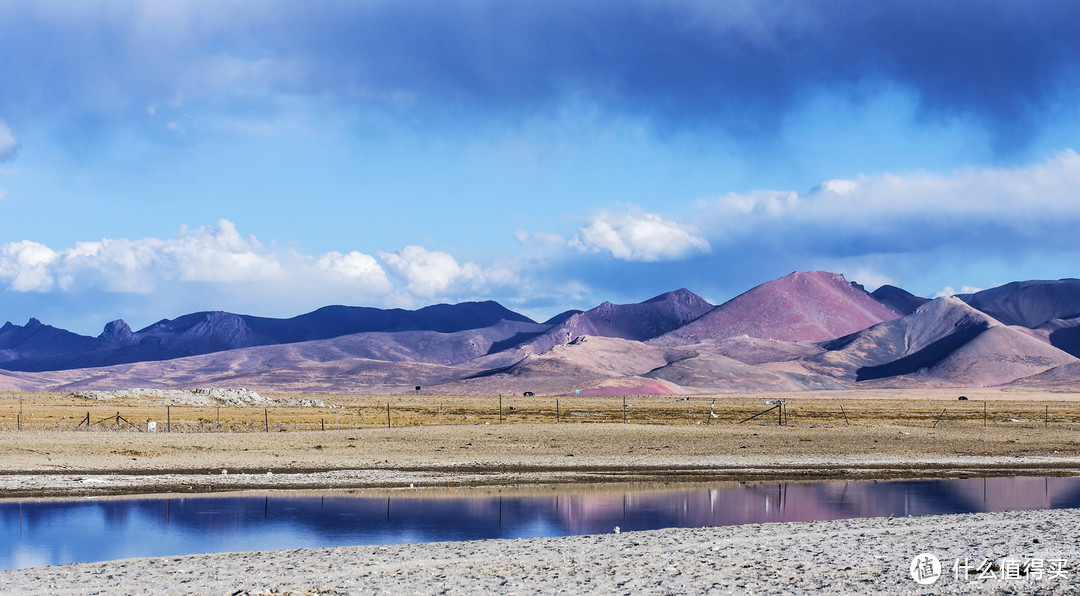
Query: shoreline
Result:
<box><xmin>2</xmin><ymin>507</ymin><xmax>1077</xmax><ymax>594</ymax></box>
<box><xmin>4</xmin><ymin>457</ymin><xmax>1080</xmax><ymax>499</ymax></box>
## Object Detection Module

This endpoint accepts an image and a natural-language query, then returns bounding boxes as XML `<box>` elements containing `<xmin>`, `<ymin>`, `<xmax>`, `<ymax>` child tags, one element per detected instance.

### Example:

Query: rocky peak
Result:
<box><xmin>99</xmin><ymin>319</ymin><xmax>134</xmax><ymax>343</ymax></box>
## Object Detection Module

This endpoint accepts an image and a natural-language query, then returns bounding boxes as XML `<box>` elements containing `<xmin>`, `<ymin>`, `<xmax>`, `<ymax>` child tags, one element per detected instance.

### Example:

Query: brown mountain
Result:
<box><xmin>960</xmin><ymin>279</ymin><xmax>1080</xmax><ymax>328</ymax></box>
<box><xmin>651</xmin><ymin>271</ymin><xmax>902</xmax><ymax>346</ymax></box>
<box><xmin>0</xmin><ymin>301</ymin><xmax>536</xmax><ymax>372</ymax></box>
<box><xmin>870</xmin><ymin>284</ymin><xmax>930</xmax><ymax>315</ymax></box>
<box><xmin>957</xmin><ymin>279</ymin><xmax>1080</xmax><ymax>358</ymax></box>
<box><xmin>8</xmin><ymin>272</ymin><xmax>1080</xmax><ymax>395</ymax></box>
<box><xmin>805</xmin><ymin>297</ymin><xmax>1076</xmax><ymax>386</ymax></box>
<box><xmin>514</xmin><ymin>288</ymin><xmax>714</xmax><ymax>356</ymax></box>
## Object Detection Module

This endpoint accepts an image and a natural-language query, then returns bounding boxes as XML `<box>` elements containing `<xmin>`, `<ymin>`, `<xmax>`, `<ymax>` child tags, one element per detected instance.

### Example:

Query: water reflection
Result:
<box><xmin>2</xmin><ymin>476</ymin><xmax>1079</xmax><ymax>571</ymax></box>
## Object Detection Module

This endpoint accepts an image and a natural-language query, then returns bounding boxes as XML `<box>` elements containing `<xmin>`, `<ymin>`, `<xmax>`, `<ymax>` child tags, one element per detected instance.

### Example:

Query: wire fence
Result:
<box><xmin>2</xmin><ymin>394</ymin><xmax>1080</xmax><ymax>433</ymax></box>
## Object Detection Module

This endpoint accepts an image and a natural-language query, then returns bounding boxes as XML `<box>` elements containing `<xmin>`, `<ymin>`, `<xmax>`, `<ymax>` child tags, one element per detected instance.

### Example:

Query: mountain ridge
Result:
<box><xmin>5</xmin><ymin>272</ymin><xmax>1080</xmax><ymax>394</ymax></box>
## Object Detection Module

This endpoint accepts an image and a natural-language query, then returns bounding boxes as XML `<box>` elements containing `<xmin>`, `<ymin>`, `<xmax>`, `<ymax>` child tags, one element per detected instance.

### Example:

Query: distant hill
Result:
<box><xmin>0</xmin><ymin>318</ymin><xmax>101</xmax><ymax>369</ymax></box>
<box><xmin>515</xmin><ymin>288</ymin><xmax>714</xmax><ymax>356</ymax></box>
<box><xmin>957</xmin><ymin>279</ymin><xmax>1080</xmax><ymax>358</ymax></box>
<box><xmin>870</xmin><ymin>284</ymin><xmax>929</xmax><ymax>315</ymax></box>
<box><xmin>960</xmin><ymin>279</ymin><xmax>1080</xmax><ymax>328</ymax></box>
<box><xmin>0</xmin><ymin>301</ymin><xmax>535</xmax><ymax>372</ymax></box>
<box><xmin>806</xmin><ymin>297</ymin><xmax>1075</xmax><ymax>386</ymax></box>
<box><xmin>652</xmin><ymin>271</ymin><xmax>902</xmax><ymax>345</ymax></box>
<box><xmin>8</xmin><ymin>271</ymin><xmax>1080</xmax><ymax>395</ymax></box>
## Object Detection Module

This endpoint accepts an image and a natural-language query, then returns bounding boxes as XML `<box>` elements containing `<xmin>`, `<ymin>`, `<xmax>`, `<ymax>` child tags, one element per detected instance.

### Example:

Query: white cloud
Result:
<box><xmin>838</xmin><ymin>268</ymin><xmax>896</xmax><ymax>292</ymax></box>
<box><xmin>0</xmin><ymin>119</ymin><xmax>15</xmax><ymax>161</ymax></box>
<box><xmin>697</xmin><ymin>149</ymin><xmax>1080</xmax><ymax>250</ymax></box>
<box><xmin>0</xmin><ymin>220</ymin><xmax>398</xmax><ymax>300</ymax></box>
<box><xmin>935</xmin><ymin>285</ymin><xmax>984</xmax><ymax>297</ymax></box>
<box><xmin>378</xmin><ymin>245</ymin><xmax>485</xmax><ymax>298</ymax></box>
<box><xmin>0</xmin><ymin>221</ymin><xmax>557</xmax><ymax>329</ymax></box>
<box><xmin>569</xmin><ymin>209</ymin><xmax>711</xmax><ymax>262</ymax></box>
<box><xmin>317</xmin><ymin>251</ymin><xmax>393</xmax><ymax>292</ymax></box>
<box><xmin>168</xmin><ymin>220</ymin><xmax>280</xmax><ymax>283</ymax></box>
<box><xmin>0</xmin><ymin>240</ymin><xmax>58</xmax><ymax>291</ymax></box>
<box><xmin>514</xmin><ymin>230</ymin><xmax>565</xmax><ymax>246</ymax></box>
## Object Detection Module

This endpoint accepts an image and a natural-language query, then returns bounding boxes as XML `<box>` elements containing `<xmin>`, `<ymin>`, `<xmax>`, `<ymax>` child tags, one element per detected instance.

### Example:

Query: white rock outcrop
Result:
<box><xmin>69</xmin><ymin>388</ymin><xmax>326</xmax><ymax>407</ymax></box>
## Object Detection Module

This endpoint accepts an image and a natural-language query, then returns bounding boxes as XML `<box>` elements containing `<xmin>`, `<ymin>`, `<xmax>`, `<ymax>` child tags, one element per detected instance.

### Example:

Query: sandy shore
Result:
<box><xmin>4</xmin><ymin>422</ymin><xmax>1080</xmax><ymax>593</ymax></box>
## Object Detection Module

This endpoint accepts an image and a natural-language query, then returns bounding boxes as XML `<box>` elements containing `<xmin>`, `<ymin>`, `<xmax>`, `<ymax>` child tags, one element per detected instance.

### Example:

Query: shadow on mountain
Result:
<box><xmin>1048</xmin><ymin>324</ymin><xmax>1080</xmax><ymax>358</ymax></box>
<box><xmin>856</xmin><ymin>321</ymin><xmax>989</xmax><ymax>381</ymax></box>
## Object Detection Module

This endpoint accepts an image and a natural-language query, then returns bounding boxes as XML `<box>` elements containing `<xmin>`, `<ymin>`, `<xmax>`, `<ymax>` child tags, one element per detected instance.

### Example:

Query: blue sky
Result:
<box><xmin>3</xmin><ymin>1</ymin><xmax>1080</xmax><ymax>335</ymax></box>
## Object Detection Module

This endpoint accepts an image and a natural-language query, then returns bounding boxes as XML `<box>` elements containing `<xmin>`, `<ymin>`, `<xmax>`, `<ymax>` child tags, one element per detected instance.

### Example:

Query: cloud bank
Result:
<box><xmin>0</xmin><ymin>220</ymin><xmax>391</xmax><ymax>298</ymax></box>
<box><xmin>570</xmin><ymin>210</ymin><xmax>711</xmax><ymax>262</ymax></box>
<box><xmin>2</xmin><ymin>2</ymin><xmax>1079</xmax><ymax>149</ymax></box>
<box><xmin>7</xmin><ymin>150</ymin><xmax>1080</xmax><ymax>331</ymax></box>
<box><xmin>697</xmin><ymin>149</ymin><xmax>1080</xmax><ymax>256</ymax></box>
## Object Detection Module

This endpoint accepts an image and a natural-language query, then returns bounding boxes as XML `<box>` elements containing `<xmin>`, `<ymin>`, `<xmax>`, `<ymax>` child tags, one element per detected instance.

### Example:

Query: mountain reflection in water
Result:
<box><xmin>3</xmin><ymin>476</ymin><xmax>1079</xmax><ymax>570</ymax></box>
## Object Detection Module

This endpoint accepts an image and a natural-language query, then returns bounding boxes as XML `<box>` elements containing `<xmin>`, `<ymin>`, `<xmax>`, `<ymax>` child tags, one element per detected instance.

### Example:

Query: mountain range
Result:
<box><xmin>3</xmin><ymin>271</ymin><xmax>1080</xmax><ymax>395</ymax></box>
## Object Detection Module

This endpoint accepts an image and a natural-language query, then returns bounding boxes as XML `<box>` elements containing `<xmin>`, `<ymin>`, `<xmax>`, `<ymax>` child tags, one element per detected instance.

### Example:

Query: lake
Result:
<box><xmin>3</xmin><ymin>475</ymin><xmax>1079</xmax><ymax>570</ymax></box>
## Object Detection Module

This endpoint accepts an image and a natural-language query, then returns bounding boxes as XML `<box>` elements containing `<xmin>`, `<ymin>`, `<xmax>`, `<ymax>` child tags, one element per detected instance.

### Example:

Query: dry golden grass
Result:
<box><xmin>2</xmin><ymin>390</ymin><xmax>1080</xmax><ymax>432</ymax></box>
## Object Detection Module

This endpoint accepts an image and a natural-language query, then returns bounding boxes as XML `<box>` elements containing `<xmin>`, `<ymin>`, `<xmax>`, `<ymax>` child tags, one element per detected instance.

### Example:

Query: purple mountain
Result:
<box><xmin>515</xmin><ymin>288</ymin><xmax>714</xmax><ymax>356</ymax></box>
<box><xmin>0</xmin><ymin>301</ymin><xmax>535</xmax><ymax>372</ymax></box>
<box><xmin>652</xmin><ymin>271</ymin><xmax>903</xmax><ymax>345</ymax></box>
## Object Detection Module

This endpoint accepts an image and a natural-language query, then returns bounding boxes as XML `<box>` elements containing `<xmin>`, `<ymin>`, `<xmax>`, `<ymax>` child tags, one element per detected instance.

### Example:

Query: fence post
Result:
<box><xmin>623</xmin><ymin>396</ymin><xmax>626</xmax><ymax>423</ymax></box>
<box><xmin>264</xmin><ymin>408</ymin><xmax>269</xmax><ymax>432</ymax></box>
<box><xmin>933</xmin><ymin>408</ymin><xmax>946</xmax><ymax>428</ymax></box>
<box><xmin>984</xmin><ymin>401</ymin><xmax>987</xmax><ymax>427</ymax></box>
<box><xmin>167</xmin><ymin>406</ymin><xmax>171</xmax><ymax>433</ymax></box>
<box><xmin>1045</xmin><ymin>405</ymin><xmax>1048</xmax><ymax>428</ymax></box>
<box><xmin>322</xmin><ymin>418</ymin><xmax>325</xmax><ymax>431</ymax></box>
<box><xmin>840</xmin><ymin>404</ymin><xmax>849</xmax><ymax>425</ymax></box>
<box><xmin>387</xmin><ymin>403</ymin><xmax>391</xmax><ymax>428</ymax></box>
<box><xmin>499</xmin><ymin>395</ymin><xmax>503</xmax><ymax>424</ymax></box>
<box><xmin>556</xmin><ymin>399</ymin><xmax>560</xmax><ymax>423</ymax></box>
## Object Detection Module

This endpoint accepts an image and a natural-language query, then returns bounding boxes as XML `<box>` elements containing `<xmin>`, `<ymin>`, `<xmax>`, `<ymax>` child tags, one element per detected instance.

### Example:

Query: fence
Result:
<box><xmin>2</xmin><ymin>393</ymin><xmax>1080</xmax><ymax>433</ymax></box>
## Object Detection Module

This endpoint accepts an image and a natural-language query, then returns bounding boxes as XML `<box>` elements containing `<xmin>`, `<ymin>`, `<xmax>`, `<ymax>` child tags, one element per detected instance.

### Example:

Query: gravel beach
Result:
<box><xmin>1</xmin><ymin>508</ymin><xmax>1077</xmax><ymax>595</ymax></box>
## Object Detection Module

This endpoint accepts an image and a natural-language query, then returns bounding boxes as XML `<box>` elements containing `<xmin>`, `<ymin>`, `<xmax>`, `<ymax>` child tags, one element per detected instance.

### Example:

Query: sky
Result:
<box><xmin>3</xmin><ymin>1</ymin><xmax>1080</xmax><ymax>335</ymax></box>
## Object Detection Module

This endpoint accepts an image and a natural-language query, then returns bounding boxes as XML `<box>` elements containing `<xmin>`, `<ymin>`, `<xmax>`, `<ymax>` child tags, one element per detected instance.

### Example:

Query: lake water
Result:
<box><xmin>3</xmin><ymin>476</ymin><xmax>1080</xmax><ymax>571</ymax></box>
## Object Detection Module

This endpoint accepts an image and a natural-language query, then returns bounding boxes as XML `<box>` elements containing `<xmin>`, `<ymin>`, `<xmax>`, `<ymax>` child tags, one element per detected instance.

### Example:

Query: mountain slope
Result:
<box><xmin>514</xmin><ymin>288</ymin><xmax>714</xmax><ymax>356</ymax></box>
<box><xmin>652</xmin><ymin>271</ymin><xmax>902</xmax><ymax>346</ymax></box>
<box><xmin>7</xmin><ymin>271</ymin><xmax>1080</xmax><ymax>394</ymax></box>
<box><xmin>871</xmin><ymin>285</ymin><xmax>929</xmax><ymax>315</ymax></box>
<box><xmin>961</xmin><ymin>279</ymin><xmax>1080</xmax><ymax>328</ymax></box>
<box><xmin>805</xmin><ymin>297</ymin><xmax>1076</xmax><ymax>386</ymax></box>
<box><xmin>0</xmin><ymin>319</ymin><xmax>102</xmax><ymax>369</ymax></box>
<box><xmin>0</xmin><ymin>301</ymin><xmax>536</xmax><ymax>372</ymax></box>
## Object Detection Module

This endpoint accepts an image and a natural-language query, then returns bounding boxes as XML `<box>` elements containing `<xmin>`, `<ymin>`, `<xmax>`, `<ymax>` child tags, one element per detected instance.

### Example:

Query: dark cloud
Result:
<box><xmin>2</xmin><ymin>1</ymin><xmax>1079</xmax><ymax>148</ymax></box>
